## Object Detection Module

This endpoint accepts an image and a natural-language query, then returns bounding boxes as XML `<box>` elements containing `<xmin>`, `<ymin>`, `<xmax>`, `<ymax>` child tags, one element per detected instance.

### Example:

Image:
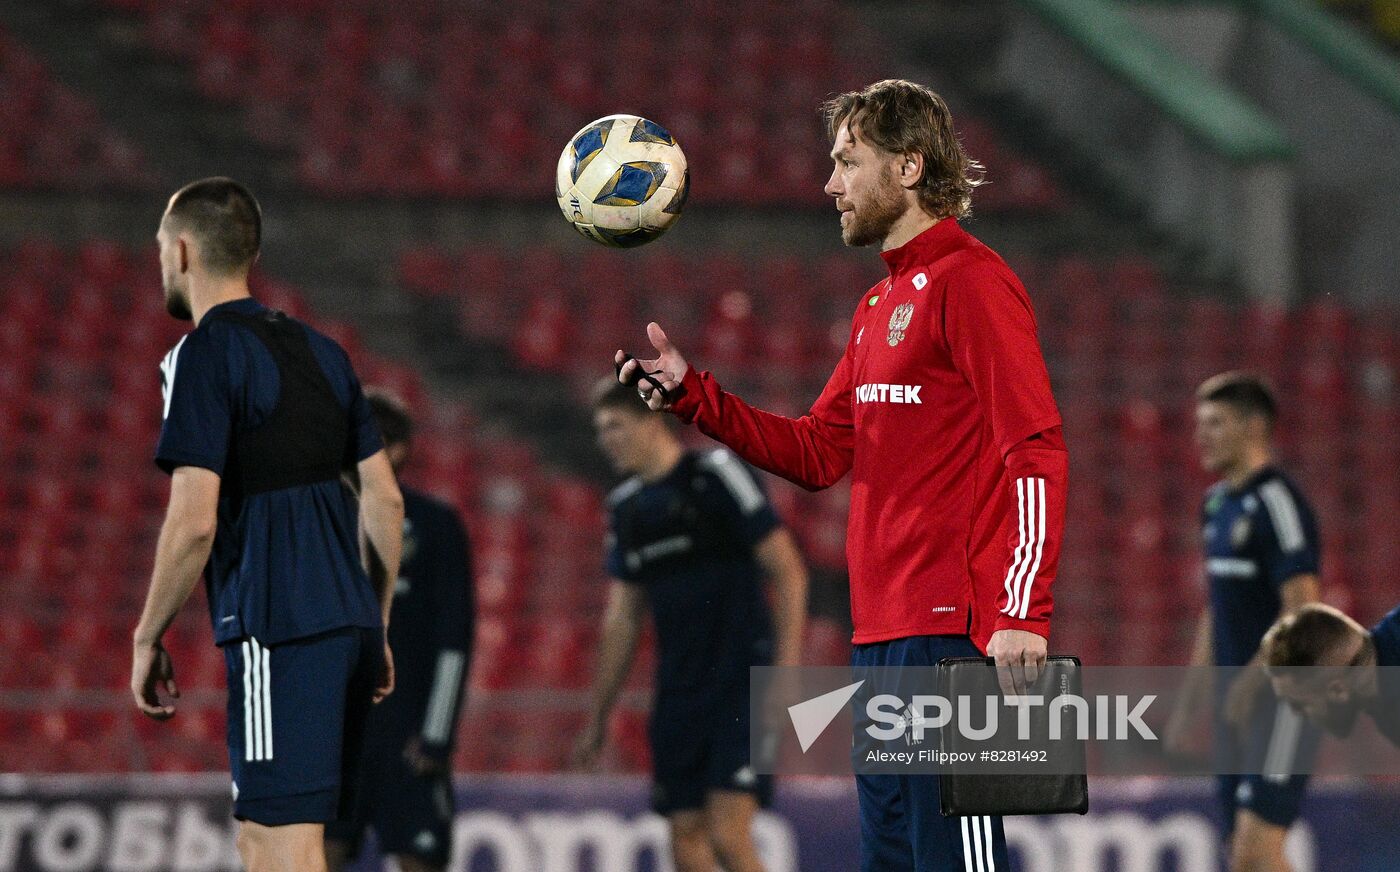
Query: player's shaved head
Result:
<box><xmin>592</xmin><ymin>377</ymin><xmax>654</xmax><ymax>418</ymax></box>
<box><xmin>366</xmin><ymin>389</ymin><xmax>414</xmax><ymax>448</ymax></box>
<box><xmin>163</xmin><ymin>177</ymin><xmax>262</xmax><ymax>276</ymax></box>
<box><xmin>822</xmin><ymin>79</ymin><xmax>983</xmax><ymax>220</ymax></box>
<box><xmin>1263</xmin><ymin>603</ymin><xmax>1376</xmax><ymax>737</ymax></box>
<box><xmin>1197</xmin><ymin>371</ymin><xmax>1277</xmax><ymax>429</ymax></box>
<box><xmin>365</xmin><ymin>389</ymin><xmax>414</xmax><ymax>473</ymax></box>
<box><xmin>1262</xmin><ymin>603</ymin><xmax>1369</xmax><ymax>674</ymax></box>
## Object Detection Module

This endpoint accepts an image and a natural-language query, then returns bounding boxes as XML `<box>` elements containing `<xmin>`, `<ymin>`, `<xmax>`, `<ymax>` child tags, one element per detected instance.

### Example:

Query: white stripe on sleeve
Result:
<box><xmin>1003</xmin><ymin>478</ymin><xmax>1046</xmax><ymax>619</ymax></box>
<box><xmin>422</xmin><ymin>650</ymin><xmax>467</xmax><ymax>744</ymax></box>
<box><xmin>1001</xmin><ymin>479</ymin><xmax>1030</xmax><ymax>617</ymax></box>
<box><xmin>159</xmin><ymin>335</ymin><xmax>188</xmax><ymax>420</ymax></box>
<box><xmin>1018</xmin><ymin>479</ymin><xmax>1047</xmax><ymax>620</ymax></box>
<box><xmin>703</xmin><ymin>450</ymin><xmax>765</xmax><ymax>515</ymax></box>
<box><xmin>1259</xmin><ymin>480</ymin><xmax>1307</xmax><ymax>554</ymax></box>
<box><xmin>1263</xmin><ymin>702</ymin><xmax>1302</xmax><ymax>783</ymax></box>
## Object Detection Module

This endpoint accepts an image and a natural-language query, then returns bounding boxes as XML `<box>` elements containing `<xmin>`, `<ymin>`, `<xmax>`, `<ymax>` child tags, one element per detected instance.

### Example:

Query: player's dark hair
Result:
<box><xmin>365</xmin><ymin>389</ymin><xmax>414</xmax><ymax>447</ymax></box>
<box><xmin>165</xmin><ymin>177</ymin><xmax>262</xmax><ymax>275</ymax></box>
<box><xmin>1196</xmin><ymin>371</ymin><xmax>1278</xmax><ymax>428</ymax></box>
<box><xmin>822</xmin><ymin>79</ymin><xmax>984</xmax><ymax>220</ymax></box>
<box><xmin>1262</xmin><ymin>604</ymin><xmax>1370</xmax><ymax>674</ymax></box>
<box><xmin>591</xmin><ymin>377</ymin><xmax>653</xmax><ymax>418</ymax></box>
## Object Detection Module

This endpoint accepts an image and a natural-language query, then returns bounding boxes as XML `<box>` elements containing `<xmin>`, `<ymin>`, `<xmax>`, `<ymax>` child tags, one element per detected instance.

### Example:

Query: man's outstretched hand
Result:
<box><xmin>615</xmin><ymin>322</ymin><xmax>689</xmax><ymax>411</ymax></box>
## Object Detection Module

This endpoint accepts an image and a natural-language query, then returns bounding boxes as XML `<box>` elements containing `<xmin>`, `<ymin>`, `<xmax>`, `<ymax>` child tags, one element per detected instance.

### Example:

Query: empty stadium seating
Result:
<box><xmin>0</xmin><ymin>28</ymin><xmax>155</xmax><ymax>190</ymax></box>
<box><xmin>101</xmin><ymin>0</ymin><xmax>1060</xmax><ymax>208</ymax></box>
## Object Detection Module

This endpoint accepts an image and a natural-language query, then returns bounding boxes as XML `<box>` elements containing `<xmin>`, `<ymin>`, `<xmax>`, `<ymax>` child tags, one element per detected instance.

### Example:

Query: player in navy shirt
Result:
<box><xmin>1263</xmin><ymin>603</ymin><xmax>1400</xmax><ymax>747</ymax></box>
<box><xmin>130</xmin><ymin>178</ymin><xmax>404</xmax><ymax>872</ymax></box>
<box><xmin>573</xmin><ymin>380</ymin><xmax>809</xmax><ymax>872</ymax></box>
<box><xmin>327</xmin><ymin>392</ymin><xmax>474</xmax><ymax>872</ymax></box>
<box><xmin>1165</xmin><ymin>372</ymin><xmax>1322</xmax><ymax>872</ymax></box>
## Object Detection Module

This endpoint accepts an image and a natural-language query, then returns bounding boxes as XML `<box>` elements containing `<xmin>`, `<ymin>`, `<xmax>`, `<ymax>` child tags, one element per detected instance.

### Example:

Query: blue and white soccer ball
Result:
<box><xmin>555</xmin><ymin>114</ymin><xmax>689</xmax><ymax>248</ymax></box>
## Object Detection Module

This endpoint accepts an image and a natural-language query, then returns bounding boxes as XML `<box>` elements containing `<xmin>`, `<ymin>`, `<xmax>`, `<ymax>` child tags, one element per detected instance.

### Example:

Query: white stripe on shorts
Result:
<box><xmin>241</xmin><ymin>640</ymin><xmax>254</xmax><ymax>761</ymax></box>
<box><xmin>250</xmin><ymin>640</ymin><xmax>264</xmax><ymax>761</ymax></box>
<box><xmin>260</xmin><ymin>641</ymin><xmax>273</xmax><ymax>761</ymax></box>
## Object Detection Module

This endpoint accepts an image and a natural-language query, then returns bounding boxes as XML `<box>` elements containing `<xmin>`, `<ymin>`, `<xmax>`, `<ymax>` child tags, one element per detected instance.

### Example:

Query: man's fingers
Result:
<box><xmin>1023</xmin><ymin>654</ymin><xmax>1042</xmax><ymax>689</ymax></box>
<box><xmin>994</xmin><ymin>658</ymin><xmax>1016</xmax><ymax>698</ymax></box>
<box><xmin>640</xmin><ymin>379</ymin><xmax>679</xmax><ymax>411</ymax></box>
<box><xmin>135</xmin><ymin>688</ymin><xmax>174</xmax><ymax>719</ymax></box>
<box><xmin>618</xmin><ymin>357</ymin><xmax>639</xmax><ymax>385</ymax></box>
<box><xmin>646</xmin><ymin>322</ymin><xmax>672</xmax><ymax>355</ymax></box>
<box><xmin>1009</xmin><ymin>655</ymin><xmax>1029</xmax><ymax>695</ymax></box>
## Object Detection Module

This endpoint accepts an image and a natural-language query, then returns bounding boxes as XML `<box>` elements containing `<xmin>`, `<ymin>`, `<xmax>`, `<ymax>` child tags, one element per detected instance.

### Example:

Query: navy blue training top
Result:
<box><xmin>364</xmin><ymin>485</ymin><xmax>474</xmax><ymax>762</ymax></box>
<box><xmin>155</xmin><ymin>297</ymin><xmax>384</xmax><ymax>646</ymax></box>
<box><xmin>1369</xmin><ymin>605</ymin><xmax>1400</xmax><ymax>747</ymax></box>
<box><xmin>606</xmin><ymin>449</ymin><xmax>781</xmax><ymax>697</ymax></box>
<box><xmin>1202</xmin><ymin>466</ymin><xmax>1320</xmax><ymax>669</ymax></box>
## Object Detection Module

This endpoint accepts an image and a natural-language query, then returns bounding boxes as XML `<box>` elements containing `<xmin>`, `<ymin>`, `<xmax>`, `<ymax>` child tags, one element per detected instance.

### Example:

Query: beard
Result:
<box><xmin>842</xmin><ymin>168</ymin><xmax>908</xmax><ymax>248</ymax></box>
<box><xmin>163</xmin><ymin>278</ymin><xmax>192</xmax><ymax>321</ymax></box>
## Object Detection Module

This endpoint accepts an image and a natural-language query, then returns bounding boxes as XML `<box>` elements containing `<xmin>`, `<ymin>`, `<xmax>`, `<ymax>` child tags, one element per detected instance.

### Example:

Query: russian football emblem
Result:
<box><xmin>887</xmin><ymin>302</ymin><xmax>915</xmax><ymax>346</ymax></box>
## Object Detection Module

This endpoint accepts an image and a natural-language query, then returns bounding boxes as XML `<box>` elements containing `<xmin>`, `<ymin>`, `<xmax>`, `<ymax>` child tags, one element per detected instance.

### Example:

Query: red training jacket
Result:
<box><xmin>668</xmin><ymin>219</ymin><xmax>1067</xmax><ymax>650</ymax></box>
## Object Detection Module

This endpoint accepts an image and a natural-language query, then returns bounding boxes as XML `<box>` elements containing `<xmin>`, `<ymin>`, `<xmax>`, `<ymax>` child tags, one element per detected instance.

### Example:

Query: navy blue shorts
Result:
<box><xmin>224</xmin><ymin>627</ymin><xmax>382</xmax><ymax>825</ymax></box>
<box><xmin>324</xmin><ymin>738</ymin><xmax>455</xmax><ymax>865</ymax></box>
<box><xmin>851</xmin><ymin>635</ymin><xmax>1010</xmax><ymax>872</ymax></box>
<box><xmin>1215</xmin><ymin>699</ymin><xmax>1318</xmax><ymax>835</ymax></box>
<box><xmin>649</xmin><ymin>689</ymin><xmax>773</xmax><ymax>815</ymax></box>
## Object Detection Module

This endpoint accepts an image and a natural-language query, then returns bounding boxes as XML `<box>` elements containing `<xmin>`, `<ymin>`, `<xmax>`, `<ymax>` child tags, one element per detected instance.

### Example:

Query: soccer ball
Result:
<box><xmin>555</xmin><ymin>114</ymin><xmax>689</xmax><ymax>248</ymax></box>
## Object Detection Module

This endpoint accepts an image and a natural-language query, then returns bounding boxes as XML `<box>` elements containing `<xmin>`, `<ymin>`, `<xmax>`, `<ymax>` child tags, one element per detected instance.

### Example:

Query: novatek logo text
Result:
<box><xmin>856</xmin><ymin>384</ymin><xmax>923</xmax><ymax>404</ymax></box>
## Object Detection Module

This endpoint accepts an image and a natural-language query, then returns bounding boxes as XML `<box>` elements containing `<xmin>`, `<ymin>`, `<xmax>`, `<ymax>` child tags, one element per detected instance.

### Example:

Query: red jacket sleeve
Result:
<box><xmin>994</xmin><ymin>428</ymin><xmax>1068</xmax><ymax>636</ymax></box>
<box><xmin>941</xmin><ymin>257</ymin><xmax>1065</xmax><ymax>637</ymax></box>
<box><xmin>942</xmin><ymin>257</ymin><xmax>1062</xmax><ymax>458</ymax></box>
<box><xmin>668</xmin><ymin>330</ymin><xmax>856</xmax><ymax>492</ymax></box>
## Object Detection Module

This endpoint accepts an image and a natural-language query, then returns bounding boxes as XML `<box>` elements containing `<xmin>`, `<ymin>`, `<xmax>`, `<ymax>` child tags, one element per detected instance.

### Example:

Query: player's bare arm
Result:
<box><xmin>131</xmin><ymin>466</ymin><xmax>221</xmax><ymax>719</ymax></box>
<box><xmin>358</xmin><ymin>448</ymin><xmax>405</xmax><ymax>703</ymax></box>
<box><xmin>1165</xmin><ymin>610</ymin><xmax>1215</xmax><ymax>758</ymax></box>
<box><xmin>755</xmin><ymin>528</ymin><xmax>808</xmax><ymax>669</ymax></box>
<box><xmin>572</xmin><ymin>580</ymin><xmax>646</xmax><ymax>769</ymax></box>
